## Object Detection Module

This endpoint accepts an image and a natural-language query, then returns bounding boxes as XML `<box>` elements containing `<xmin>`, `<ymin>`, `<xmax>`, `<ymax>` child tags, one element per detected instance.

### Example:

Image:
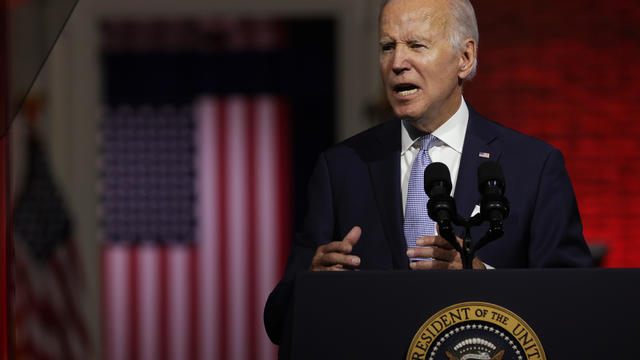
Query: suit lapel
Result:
<box><xmin>364</xmin><ymin>107</ymin><xmax>499</xmax><ymax>268</ymax></box>
<box><xmin>454</xmin><ymin>106</ymin><xmax>502</xmax><ymax>219</ymax></box>
<box><xmin>367</xmin><ymin>121</ymin><xmax>409</xmax><ymax>269</ymax></box>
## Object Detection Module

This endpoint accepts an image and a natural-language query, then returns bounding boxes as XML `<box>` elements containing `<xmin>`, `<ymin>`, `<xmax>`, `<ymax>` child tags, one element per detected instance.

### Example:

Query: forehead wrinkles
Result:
<box><xmin>379</xmin><ymin>3</ymin><xmax>450</xmax><ymax>41</ymax></box>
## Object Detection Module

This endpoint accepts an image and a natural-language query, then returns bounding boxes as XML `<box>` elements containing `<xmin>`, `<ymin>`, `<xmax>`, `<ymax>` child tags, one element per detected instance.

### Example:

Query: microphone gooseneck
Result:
<box><xmin>418</xmin><ymin>161</ymin><xmax>511</xmax><ymax>269</ymax></box>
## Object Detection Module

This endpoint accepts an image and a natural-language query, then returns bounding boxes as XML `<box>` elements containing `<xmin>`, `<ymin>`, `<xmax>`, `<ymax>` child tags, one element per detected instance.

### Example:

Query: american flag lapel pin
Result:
<box><xmin>478</xmin><ymin>152</ymin><xmax>490</xmax><ymax>159</ymax></box>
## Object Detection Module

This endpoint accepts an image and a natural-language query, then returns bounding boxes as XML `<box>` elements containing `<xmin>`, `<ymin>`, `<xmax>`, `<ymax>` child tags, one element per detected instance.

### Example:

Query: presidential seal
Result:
<box><xmin>406</xmin><ymin>302</ymin><xmax>545</xmax><ymax>360</ymax></box>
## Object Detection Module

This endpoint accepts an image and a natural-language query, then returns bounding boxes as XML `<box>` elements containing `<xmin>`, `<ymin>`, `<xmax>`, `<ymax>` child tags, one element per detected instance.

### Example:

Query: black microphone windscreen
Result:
<box><xmin>424</xmin><ymin>162</ymin><xmax>452</xmax><ymax>195</ymax></box>
<box><xmin>477</xmin><ymin>161</ymin><xmax>505</xmax><ymax>191</ymax></box>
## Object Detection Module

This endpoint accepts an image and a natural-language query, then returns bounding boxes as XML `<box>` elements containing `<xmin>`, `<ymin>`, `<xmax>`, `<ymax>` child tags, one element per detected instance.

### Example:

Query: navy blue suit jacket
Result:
<box><xmin>264</xmin><ymin>106</ymin><xmax>592</xmax><ymax>345</ymax></box>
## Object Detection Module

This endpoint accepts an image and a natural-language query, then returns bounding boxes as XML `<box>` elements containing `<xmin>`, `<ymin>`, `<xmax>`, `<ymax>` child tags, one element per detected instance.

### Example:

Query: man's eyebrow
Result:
<box><xmin>378</xmin><ymin>38</ymin><xmax>432</xmax><ymax>46</ymax></box>
<box><xmin>406</xmin><ymin>36</ymin><xmax>432</xmax><ymax>43</ymax></box>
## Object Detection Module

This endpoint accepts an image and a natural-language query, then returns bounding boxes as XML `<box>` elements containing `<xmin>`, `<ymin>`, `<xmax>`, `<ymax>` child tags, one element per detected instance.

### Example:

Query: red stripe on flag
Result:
<box><xmin>277</xmin><ymin>99</ymin><xmax>292</xmax><ymax>275</ymax></box>
<box><xmin>195</xmin><ymin>97</ymin><xmax>219</xmax><ymax>359</ymax></box>
<box><xmin>103</xmin><ymin>246</ymin><xmax>132</xmax><ymax>360</ymax></box>
<box><xmin>216</xmin><ymin>100</ymin><xmax>229</xmax><ymax>360</ymax></box>
<box><xmin>189</xmin><ymin>246</ymin><xmax>199</xmax><ymax>360</ymax></box>
<box><xmin>254</xmin><ymin>96</ymin><xmax>282</xmax><ymax>358</ymax></box>
<box><xmin>159</xmin><ymin>247</ymin><xmax>169</xmax><ymax>360</ymax></box>
<box><xmin>100</xmin><ymin>247</ymin><xmax>109</xmax><ymax>360</ymax></box>
<box><xmin>128</xmin><ymin>248</ymin><xmax>139</xmax><ymax>360</ymax></box>
<box><xmin>247</xmin><ymin>99</ymin><xmax>258</xmax><ymax>358</ymax></box>
<box><xmin>227</xmin><ymin>97</ymin><xmax>250</xmax><ymax>359</ymax></box>
<box><xmin>139</xmin><ymin>245</ymin><xmax>160</xmax><ymax>360</ymax></box>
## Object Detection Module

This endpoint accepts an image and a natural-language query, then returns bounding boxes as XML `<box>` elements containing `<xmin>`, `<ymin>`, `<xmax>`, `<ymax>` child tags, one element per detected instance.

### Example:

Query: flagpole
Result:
<box><xmin>0</xmin><ymin>133</ymin><xmax>9</xmax><ymax>360</ymax></box>
<box><xmin>0</xmin><ymin>0</ymin><xmax>10</xmax><ymax>357</ymax></box>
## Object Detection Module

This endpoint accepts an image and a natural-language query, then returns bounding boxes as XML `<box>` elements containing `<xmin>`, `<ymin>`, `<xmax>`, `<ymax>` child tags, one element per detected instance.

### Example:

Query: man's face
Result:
<box><xmin>379</xmin><ymin>0</ymin><xmax>464</xmax><ymax>127</ymax></box>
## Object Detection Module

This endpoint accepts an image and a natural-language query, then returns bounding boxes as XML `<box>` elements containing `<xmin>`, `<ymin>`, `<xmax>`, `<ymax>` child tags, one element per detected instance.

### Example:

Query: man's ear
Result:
<box><xmin>457</xmin><ymin>38</ymin><xmax>477</xmax><ymax>80</ymax></box>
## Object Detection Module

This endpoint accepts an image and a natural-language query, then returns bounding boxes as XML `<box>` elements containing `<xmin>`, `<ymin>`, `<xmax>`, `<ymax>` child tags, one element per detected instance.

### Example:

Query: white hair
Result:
<box><xmin>380</xmin><ymin>0</ymin><xmax>479</xmax><ymax>80</ymax></box>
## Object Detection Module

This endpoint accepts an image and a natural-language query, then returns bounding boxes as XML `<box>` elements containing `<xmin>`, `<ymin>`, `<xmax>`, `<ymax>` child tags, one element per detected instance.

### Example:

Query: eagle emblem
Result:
<box><xmin>443</xmin><ymin>338</ymin><xmax>504</xmax><ymax>360</ymax></box>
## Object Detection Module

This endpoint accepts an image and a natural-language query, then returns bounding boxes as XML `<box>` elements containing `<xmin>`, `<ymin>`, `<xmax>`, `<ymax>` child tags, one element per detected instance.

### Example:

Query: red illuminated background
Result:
<box><xmin>465</xmin><ymin>0</ymin><xmax>640</xmax><ymax>267</ymax></box>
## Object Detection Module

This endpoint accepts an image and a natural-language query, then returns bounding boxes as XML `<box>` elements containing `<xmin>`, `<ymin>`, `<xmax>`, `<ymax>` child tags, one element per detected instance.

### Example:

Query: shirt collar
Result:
<box><xmin>401</xmin><ymin>97</ymin><xmax>469</xmax><ymax>155</ymax></box>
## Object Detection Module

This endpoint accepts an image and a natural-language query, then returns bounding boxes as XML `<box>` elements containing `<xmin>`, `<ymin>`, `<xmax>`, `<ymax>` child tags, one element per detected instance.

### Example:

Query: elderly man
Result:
<box><xmin>264</xmin><ymin>0</ymin><xmax>592</xmax><ymax>348</ymax></box>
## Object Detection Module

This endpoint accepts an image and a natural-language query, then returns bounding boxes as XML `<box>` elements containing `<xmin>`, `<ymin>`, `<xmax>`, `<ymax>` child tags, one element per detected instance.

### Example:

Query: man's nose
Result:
<box><xmin>392</xmin><ymin>46</ymin><xmax>410</xmax><ymax>75</ymax></box>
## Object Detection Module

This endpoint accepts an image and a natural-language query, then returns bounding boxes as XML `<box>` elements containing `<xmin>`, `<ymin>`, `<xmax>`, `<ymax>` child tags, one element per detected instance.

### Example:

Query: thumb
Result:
<box><xmin>343</xmin><ymin>226</ymin><xmax>361</xmax><ymax>246</ymax></box>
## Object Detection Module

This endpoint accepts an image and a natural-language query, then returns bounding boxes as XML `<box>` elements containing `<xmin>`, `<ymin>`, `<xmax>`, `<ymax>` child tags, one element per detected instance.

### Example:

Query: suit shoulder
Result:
<box><xmin>324</xmin><ymin>119</ymin><xmax>399</xmax><ymax>157</ymax></box>
<box><xmin>475</xmin><ymin>113</ymin><xmax>559</xmax><ymax>156</ymax></box>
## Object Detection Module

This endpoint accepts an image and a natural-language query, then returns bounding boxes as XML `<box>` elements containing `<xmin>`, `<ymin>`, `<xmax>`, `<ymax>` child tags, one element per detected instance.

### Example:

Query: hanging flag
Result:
<box><xmin>101</xmin><ymin>96</ymin><xmax>290</xmax><ymax>360</ymax></box>
<box><xmin>13</xmin><ymin>130</ymin><xmax>91</xmax><ymax>360</ymax></box>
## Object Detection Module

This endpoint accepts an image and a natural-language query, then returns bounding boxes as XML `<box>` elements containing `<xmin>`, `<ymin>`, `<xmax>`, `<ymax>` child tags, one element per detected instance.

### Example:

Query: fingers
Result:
<box><xmin>416</xmin><ymin>235</ymin><xmax>455</xmax><ymax>250</ymax></box>
<box><xmin>315</xmin><ymin>250</ymin><xmax>360</xmax><ymax>268</ymax></box>
<box><xmin>327</xmin><ymin>264</ymin><xmax>359</xmax><ymax>271</ymax></box>
<box><xmin>310</xmin><ymin>226</ymin><xmax>362</xmax><ymax>271</ymax></box>
<box><xmin>410</xmin><ymin>258</ymin><xmax>463</xmax><ymax>270</ymax></box>
<box><xmin>408</xmin><ymin>255</ymin><xmax>486</xmax><ymax>270</ymax></box>
<box><xmin>407</xmin><ymin>233</ymin><xmax>488</xmax><ymax>270</ymax></box>
<box><xmin>343</xmin><ymin>226</ymin><xmax>361</xmax><ymax>246</ymax></box>
<box><xmin>406</xmin><ymin>246</ymin><xmax>457</xmax><ymax>262</ymax></box>
<box><xmin>321</xmin><ymin>240</ymin><xmax>354</xmax><ymax>255</ymax></box>
<box><xmin>323</xmin><ymin>226</ymin><xmax>361</xmax><ymax>254</ymax></box>
<box><xmin>406</xmin><ymin>233</ymin><xmax>463</xmax><ymax>270</ymax></box>
<box><xmin>472</xmin><ymin>257</ymin><xmax>487</xmax><ymax>270</ymax></box>
<box><xmin>311</xmin><ymin>246</ymin><xmax>360</xmax><ymax>271</ymax></box>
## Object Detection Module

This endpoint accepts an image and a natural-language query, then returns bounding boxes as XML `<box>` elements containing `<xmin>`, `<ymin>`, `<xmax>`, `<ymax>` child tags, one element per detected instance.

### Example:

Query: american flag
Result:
<box><xmin>100</xmin><ymin>96</ymin><xmax>290</xmax><ymax>360</ymax></box>
<box><xmin>13</xmin><ymin>132</ymin><xmax>91</xmax><ymax>360</ymax></box>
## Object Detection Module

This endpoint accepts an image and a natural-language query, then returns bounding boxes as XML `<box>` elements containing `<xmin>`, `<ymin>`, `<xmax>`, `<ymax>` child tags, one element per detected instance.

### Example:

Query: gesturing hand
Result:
<box><xmin>310</xmin><ymin>226</ymin><xmax>362</xmax><ymax>271</ymax></box>
<box><xmin>406</xmin><ymin>235</ymin><xmax>486</xmax><ymax>270</ymax></box>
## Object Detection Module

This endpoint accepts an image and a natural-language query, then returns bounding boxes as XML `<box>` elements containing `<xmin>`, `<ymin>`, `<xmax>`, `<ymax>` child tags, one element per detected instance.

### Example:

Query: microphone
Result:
<box><xmin>477</xmin><ymin>161</ymin><xmax>509</xmax><ymax>230</ymax></box>
<box><xmin>424</xmin><ymin>162</ymin><xmax>456</xmax><ymax>228</ymax></box>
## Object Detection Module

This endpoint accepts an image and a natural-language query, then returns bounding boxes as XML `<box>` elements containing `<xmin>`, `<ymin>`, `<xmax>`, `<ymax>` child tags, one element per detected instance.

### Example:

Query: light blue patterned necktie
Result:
<box><xmin>404</xmin><ymin>134</ymin><xmax>437</xmax><ymax>261</ymax></box>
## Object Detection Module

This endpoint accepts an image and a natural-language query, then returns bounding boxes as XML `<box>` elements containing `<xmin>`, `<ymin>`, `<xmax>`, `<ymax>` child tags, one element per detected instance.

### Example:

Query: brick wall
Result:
<box><xmin>464</xmin><ymin>0</ymin><xmax>640</xmax><ymax>267</ymax></box>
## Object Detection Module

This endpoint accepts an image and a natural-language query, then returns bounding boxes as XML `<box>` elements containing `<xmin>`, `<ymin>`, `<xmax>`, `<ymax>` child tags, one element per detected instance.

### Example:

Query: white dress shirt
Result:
<box><xmin>399</xmin><ymin>98</ymin><xmax>493</xmax><ymax>268</ymax></box>
<box><xmin>401</xmin><ymin>98</ymin><xmax>469</xmax><ymax>215</ymax></box>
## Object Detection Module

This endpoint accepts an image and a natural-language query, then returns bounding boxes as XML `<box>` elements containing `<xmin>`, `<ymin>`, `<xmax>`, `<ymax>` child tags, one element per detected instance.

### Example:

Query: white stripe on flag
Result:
<box><xmin>256</xmin><ymin>96</ymin><xmax>279</xmax><ymax>359</ymax></box>
<box><xmin>226</xmin><ymin>97</ymin><xmax>249</xmax><ymax>360</ymax></box>
<box><xmin>195</xmin><ymin>97</ymin><xmax>219</xmax><ymax>359</ymax></box>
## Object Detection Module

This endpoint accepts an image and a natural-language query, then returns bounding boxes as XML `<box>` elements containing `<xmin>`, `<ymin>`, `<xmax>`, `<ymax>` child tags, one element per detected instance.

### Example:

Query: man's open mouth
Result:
<box><xmin>393</xmin><ymin>84</ymin><xmax>420</xmax><ymax>96</ymax></box>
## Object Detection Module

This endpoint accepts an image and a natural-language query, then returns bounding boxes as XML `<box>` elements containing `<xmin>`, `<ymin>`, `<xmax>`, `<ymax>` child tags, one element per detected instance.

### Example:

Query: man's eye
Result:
<box><xmin>411</xmin><ymin>43</ymin><xmax>426</xmax><ymax>49</ymax></box>
<box><xmin>381</xmin><ymin>44</ymin><xmax>394</xmax><ymax>52</ymax></box>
